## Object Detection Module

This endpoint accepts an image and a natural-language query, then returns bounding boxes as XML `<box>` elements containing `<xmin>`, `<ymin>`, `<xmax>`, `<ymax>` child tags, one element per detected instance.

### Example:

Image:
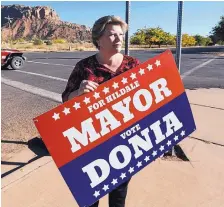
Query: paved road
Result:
<box><xmin>3</xmin><ymin>47</ymin><xmax>224</xmax><ymax>94</ymax></box>
<box><xmin>1</xmin><ymin>47</ymin><xmax>224</xmax><ymax>159</ymax></box>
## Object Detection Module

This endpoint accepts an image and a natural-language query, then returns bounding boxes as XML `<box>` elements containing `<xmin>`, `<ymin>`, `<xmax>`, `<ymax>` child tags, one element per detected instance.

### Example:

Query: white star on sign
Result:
<box><xmin>167</xmin><ymin>140</ymin><xmax>172</xmax><ymax>147</ymax></box>
<box><xmin>102</xmin><ymin>185</ymin><xmax>109</xmax><ymax>192</ymax></box>
<box><xmin>128</xmin><ymin>167</ymin><xmax>134</xmax><ymax>174</ymax></box>
<box><xmin>152</xmin><ymin>150</ymin><xmax>157</xmax><ymax>157</ymax></box>
<box><xmin>103</xmin><ymin>87</ymin><xmax>110</xmax><ymax>94</ymax></box>
<box><xmin>155</xmin><ymin>60</ymin><xmax>161</xmax><ymax>67</ymax></box>
<box><xmin>138</xmin><ymin>68</ymin><xmax>145</xmax><ymax>75</ymax></box>
<box><xmin>144</xmin><ymin>156</ymin><xmax>150</xmax><ymax>162</ymax></box>
<box><xmin>136</xmin><ymin>161</ymin><xmax>142</xmax><ymax>168</ymax></box>
<box><xmin>120</xmin><ymin>173</ymin><xmax>126</xmax><ymax>180</ymax></box>
<box><xmin>93</xmin><ymin>92</ymin><xmax>100</xmax><ymax>99</ymax></box>
<box><xmin>174</xmin><ymin>135</ymin><xmax>179</xmax><ymax>141</ymax></box>
<box><xmin>159</xmin><ymin>145</ymin><xmax>165</xmax><ymax>151</ymax></box>
<box><xmin>130</xmin><ymin>73</ymin><xmax>137</xmax><ymax>80</ymax></box>
<box><xmin>93</xmin><ymin>191</ymin><xmax>100</xmax><ymax>198</ymax></box>
<box><xmin>112</xmin><ymin>82</ymin><xmax>119</xmax><ymax>89</ymax></box>
<box><xmin>62</xmin><ymin>107</ymin><xmax>70</xmax><ymax>115</ymax></box>
<box><xmin>83</xmin><ymin>97</ymin><xmax>90</xmax><ymax>105</ymax></box>
<box><xmin>52</xmin><ymin>113</ymin><xmax>60</xmax><ymax>120</ymax></box>
<box><xmin>181</xmin><ymin>130</ymin><xmax>185</xmax><ymax>137</ymax></box>
<box><xmin>73</xmin><ymin>102</ymin><xmax>80</xmax><ymax>110</ymax></box>
<box><xmin>147</xmin><ymin>64</ymin><xmax>153</xmax><ymax>71</ymax></box>
<box><xmin>121</xmin><ymin>77</ymin><xmax>128</xmax><ymax>85</ymax></box>
<box><xmin>111</xmin><ymin>179</ymin><xmax>118</xmax><ymax>185</ymax></box>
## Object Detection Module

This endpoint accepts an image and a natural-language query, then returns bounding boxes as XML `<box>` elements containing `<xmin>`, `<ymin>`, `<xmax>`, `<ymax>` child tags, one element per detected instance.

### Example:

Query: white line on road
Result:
<box><xmin>27</xmin><ymin>60</ymin><xmax>74</xmax><ymax>67</ymax></box>
<box><xmin>14</xmin><ymin>70</ymin><xmax>67</xmax><ymax>82</ymax></box>
<box><xmin>181</xmin><ymin>57</ymin><xmax>217</xmax><ymax>79</ymax></box>
<box><xmin>1</xmin><ymin>77</ymin><xmax>62</xmax><ymax>103</ymax></box>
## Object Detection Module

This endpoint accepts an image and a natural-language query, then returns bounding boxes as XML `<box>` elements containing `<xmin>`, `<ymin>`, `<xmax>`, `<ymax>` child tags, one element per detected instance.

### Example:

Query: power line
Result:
<box><xmin>4</xmin><ymin>15</ymin><xmax>14</xmax><ymax>46</ymax></box>
<box><xmin>5</xmin><ymin>15</ymin><xmax>13</xmax><ymax>25</ymax></box>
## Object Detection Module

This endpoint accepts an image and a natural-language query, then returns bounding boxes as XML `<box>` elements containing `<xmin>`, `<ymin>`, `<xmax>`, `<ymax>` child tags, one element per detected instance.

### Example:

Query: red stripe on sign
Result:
<box><xmin>34</xmin><ymin>50</ymin><xmax>185</xmax><ymax>168</ymax></box>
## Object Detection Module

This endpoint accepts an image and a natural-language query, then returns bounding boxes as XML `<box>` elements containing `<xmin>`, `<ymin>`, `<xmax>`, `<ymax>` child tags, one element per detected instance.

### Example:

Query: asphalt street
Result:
<box><xmin>1</xmin><ymin>47</ymin><xmax>224</xmax><ymax>159</ymax></box>
<box><xmin>4</xmin><ymin>47</ymin><xmax>224</xmax><ymax>93</ymax></box>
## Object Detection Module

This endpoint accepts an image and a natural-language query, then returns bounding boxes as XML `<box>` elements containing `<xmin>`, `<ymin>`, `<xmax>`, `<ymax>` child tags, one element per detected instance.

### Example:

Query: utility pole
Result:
<box><xmin>175</xmin><ymin>1</ymin><xmax>183</xmax><ymax>73</ymax></box>
<box><xmin>125</xmin><ymin>1</ymin><xmax>130</xmax><ymax>56</ymax></box>
<box><xmin>166</xmin><ymin>1</ymin><xmax>184</xmax><ymax>158</ymax></box>
<box><xmin>5</xmin><ymin>15</ymin><xmax>14</xmax><ymax>47</ymax></box>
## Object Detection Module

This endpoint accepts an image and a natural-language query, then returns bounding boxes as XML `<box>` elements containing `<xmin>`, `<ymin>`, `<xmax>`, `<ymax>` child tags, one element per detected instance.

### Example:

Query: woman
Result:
<box><xmin>62</xmin><ymin>15</ymin><xmax>140</xmax><ymax>207</ymax></box>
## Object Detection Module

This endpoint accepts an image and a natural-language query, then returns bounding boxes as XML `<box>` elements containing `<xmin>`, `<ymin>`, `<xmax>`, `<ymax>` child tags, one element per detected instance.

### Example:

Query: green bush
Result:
<box><xmin>52</xmin><ymin>38</ymin><xmax>67</xmax><ymax>44</ymax></box>
<box><xmin>216</xmin><ymin>40</ymin><xmax>224</xmax><ymax>45</ymax></box>
<box><xmin>33</xmin><ymin>39</ymin><xmax>43</xmax><ymax>45</ymax></box>
<box><xmin>45</xmin><ymin>40</ymin><xmax>53</xmax><ymax>45</ymax></box>
<box><xmin>16</xmin><ymin>38</ymin><xmax>26</xmax><ymax>43</ymax></box>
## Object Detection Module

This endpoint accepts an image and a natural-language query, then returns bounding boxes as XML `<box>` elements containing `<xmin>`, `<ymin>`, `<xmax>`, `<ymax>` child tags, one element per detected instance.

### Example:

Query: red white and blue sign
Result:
<box><xmin>34</xmin><ymin>50</ymin><xmax>196</xmax><ymax>207</ymax></box>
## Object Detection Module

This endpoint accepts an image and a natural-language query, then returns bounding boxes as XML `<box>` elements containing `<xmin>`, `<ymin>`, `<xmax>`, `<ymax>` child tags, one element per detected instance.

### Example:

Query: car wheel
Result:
<box><xmin>10</xmin><ymin>56</ymin><xmax>25</xmax><ymax>70</ymax></box>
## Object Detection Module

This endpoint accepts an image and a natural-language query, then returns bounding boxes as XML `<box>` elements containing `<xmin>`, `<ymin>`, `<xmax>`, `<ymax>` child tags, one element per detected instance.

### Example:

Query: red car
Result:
<box><xmin>1</xmin><ymin>49</ymin><xmax>26</xmax><ymax>70</ymax></box>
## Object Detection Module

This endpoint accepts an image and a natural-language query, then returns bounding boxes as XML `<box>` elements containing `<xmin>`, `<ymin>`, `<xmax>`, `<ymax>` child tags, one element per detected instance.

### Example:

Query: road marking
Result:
<box><xmin>15</xmin><ymin>70</ymin><xmax>67</xmax><ymax>82</ymax></box>
<box><xmin>1</xmin><ymin>77</ymin><xmax>61</xmax><ymax>103</ymax></box>
<box><xmin>27</xmin><ymin>60</ymin><xmax>74</xmax><ymax>67</ymax></box>
<box><xmin>181</xmin><ymin>57</ymin><xmax>217</xmax><ymax>79</ymax></box>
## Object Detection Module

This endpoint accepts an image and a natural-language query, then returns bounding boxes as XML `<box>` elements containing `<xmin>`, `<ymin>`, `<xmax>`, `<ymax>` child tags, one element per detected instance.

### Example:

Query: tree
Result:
<box><xmin>130</xmin><ymin>29</ymin><xmax>146</xmax><ymax>45</ymax></box>
<box><xmin>210</xmin><ymin>16</ymin><xmax>224</xmax><ymax>43</ymax></box>
<box><xmin>182</xmin><ymin>34</ymin><xmax>196</xmax><ymax>47</ymax></box>
<box><xmin>194</xmin><ymin>35</ymin><xmax>212</xmax><ymax>46</ymax></box>
<box><xmin>162</xmin><ymin>32</ymin><xmax>176</xmax><ymax>46</ymax></box>
<box><xmin>204</xmin><ymin>37</ymin><xmax>212</xmax><ymax>46</ymax></box>
<box><xmin>194</xmin><ymin>35</ymin><xmax>205</xmax><ymax>46</ymax></box>
<box><xmin>144</xmin><ymin>27</ymin><xmax>165</xmax><ymax>48</ymax></box>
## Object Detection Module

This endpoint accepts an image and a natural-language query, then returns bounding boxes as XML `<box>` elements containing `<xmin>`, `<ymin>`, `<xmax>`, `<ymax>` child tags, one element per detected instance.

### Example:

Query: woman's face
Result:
<box><xmin>97</xmin><ymin>24</ymin><xmax>124</xmax><ymax>53</ymax></box>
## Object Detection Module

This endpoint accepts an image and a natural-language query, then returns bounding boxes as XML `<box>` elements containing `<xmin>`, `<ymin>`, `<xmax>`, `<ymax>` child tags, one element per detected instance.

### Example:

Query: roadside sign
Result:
<box><xmin>34</xmin><ymin>50</ymin><xmax>196</xmax><ymax>207</ymax></box>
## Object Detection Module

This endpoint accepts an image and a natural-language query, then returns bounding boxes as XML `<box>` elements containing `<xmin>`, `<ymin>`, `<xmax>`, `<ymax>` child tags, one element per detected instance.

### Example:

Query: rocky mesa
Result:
<box><xmin>1</xmin><ymin>5</ymin><xmax>92</xmax><ymax>42</ymax></box>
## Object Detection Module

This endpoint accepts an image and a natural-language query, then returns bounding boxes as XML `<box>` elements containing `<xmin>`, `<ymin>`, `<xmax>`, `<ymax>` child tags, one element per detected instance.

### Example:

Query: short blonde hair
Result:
<box><xmin>92</xmin><ymin>15</ymin><xmax>128</xmax><ymax>49</ymax></box>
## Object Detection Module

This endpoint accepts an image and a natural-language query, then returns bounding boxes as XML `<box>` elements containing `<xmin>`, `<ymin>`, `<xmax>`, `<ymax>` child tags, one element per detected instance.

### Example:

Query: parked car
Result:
<box><xmin>1</xmin><ymin>49</ymin><xmax>26</xmax><ymax>70</ymax></box>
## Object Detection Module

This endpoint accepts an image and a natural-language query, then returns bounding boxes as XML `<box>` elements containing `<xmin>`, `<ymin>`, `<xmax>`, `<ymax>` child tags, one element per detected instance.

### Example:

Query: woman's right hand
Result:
<box><xmin>78</xmin><ymin>80</ymin><xmax>99</xmax><ymax>96</ymax></box>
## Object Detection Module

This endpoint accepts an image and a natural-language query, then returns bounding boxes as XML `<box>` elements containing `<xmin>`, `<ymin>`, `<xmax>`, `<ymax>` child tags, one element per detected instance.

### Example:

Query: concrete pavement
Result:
<box><xmin>2</xmin><ymin>88</ymin><xmax>224</xmax><ymax>207</ymax></box>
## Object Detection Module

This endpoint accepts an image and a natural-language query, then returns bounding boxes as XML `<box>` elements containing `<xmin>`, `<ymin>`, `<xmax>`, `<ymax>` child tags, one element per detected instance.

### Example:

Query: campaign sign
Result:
<box><xmin>34</xmin><ymin>50</ymin><xmax>196</xmax><ymax>207</ymax></box>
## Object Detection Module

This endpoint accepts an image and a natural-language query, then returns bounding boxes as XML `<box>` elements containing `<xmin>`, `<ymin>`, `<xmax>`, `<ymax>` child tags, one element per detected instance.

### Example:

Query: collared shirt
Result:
<box><xmin>62</xmin><ymin>54</ymin><xmax>140</xmax><ymax>102</ymax></box>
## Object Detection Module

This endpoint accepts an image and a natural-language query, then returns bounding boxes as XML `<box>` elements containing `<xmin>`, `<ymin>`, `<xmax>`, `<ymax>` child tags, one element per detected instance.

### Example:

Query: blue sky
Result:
<box><xmin>2</xmin><ymin>1</ymin><xmax>224</xmax><ymax>37</ymax></box>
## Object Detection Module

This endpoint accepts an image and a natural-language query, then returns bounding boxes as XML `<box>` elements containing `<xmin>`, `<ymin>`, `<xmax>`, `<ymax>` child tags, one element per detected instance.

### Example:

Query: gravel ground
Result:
<box><xmin>1</xmin><ymin>84</ymin><xmax>59</xmax><ymax>160</ymax></box>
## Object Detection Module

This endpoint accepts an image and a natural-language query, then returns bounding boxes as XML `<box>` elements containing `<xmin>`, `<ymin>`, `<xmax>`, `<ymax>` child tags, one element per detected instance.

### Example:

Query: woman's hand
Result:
<box><xmin>78</xmin><ymin>80</ymin><xmax>99</xmax><ymax>96</ymax></box>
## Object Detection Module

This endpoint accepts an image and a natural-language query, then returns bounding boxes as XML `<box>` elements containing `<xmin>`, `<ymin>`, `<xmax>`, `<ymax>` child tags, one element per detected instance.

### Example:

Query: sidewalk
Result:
<box><xmin>2</xmin><ymin>88</ymin><xmax>224</xmax><ymax>207</ymax></box>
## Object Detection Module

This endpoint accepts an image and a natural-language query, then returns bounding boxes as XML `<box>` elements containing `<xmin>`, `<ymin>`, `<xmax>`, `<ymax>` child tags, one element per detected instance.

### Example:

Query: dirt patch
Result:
<box><xmin>1</xmin><ymin>84</ymin><xmax>59</xmax><ymax>160</ymax></box>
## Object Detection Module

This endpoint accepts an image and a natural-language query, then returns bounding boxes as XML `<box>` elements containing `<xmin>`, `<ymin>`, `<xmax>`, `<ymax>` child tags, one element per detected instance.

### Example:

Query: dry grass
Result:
<box><xmin>1</xmin><ymin>41</ymin><xmax>97</xmax><ymax>52</ymax></box>
<box><xmin>1</xmin><ymin>41</ymin><xmax>177</xmax><ymax>52</ymax></box>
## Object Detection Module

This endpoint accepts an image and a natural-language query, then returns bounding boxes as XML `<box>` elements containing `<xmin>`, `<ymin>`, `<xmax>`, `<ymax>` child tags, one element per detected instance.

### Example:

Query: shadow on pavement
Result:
<box><xmin>1</xmin><ymin>140</ymin><xmax>28</xmax><ymax>145</ymax></box>
<box><xmin>1</xmin><ymin>66</ymin><xmax>15</xmax><ymax>70</ymax></box>
<box><xmin>27</xmin><ymin>137</ymin><xmax>49</xmax><ymax>156</ymax></box>
<box><xmin>163</xmin><ymin>145</ymin><xmax>190</xmax><ymax>161</ymax></box>
<box><xmin>1</xmin><ymin>137</ymin><xmax>49</xmax><ymax>178</ymax></box>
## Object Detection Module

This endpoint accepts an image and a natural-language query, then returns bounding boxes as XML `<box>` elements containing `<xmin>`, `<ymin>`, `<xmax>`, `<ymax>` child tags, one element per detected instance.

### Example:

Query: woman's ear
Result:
<box><xmin>97</xmin><ymin>40</ymin><xmax>101</xmax><ymax>49</ymax></box>
<box><xmin>97</xmin><ymin>40</ymin><xmax>100</xmax><ymax>47</ymax></box>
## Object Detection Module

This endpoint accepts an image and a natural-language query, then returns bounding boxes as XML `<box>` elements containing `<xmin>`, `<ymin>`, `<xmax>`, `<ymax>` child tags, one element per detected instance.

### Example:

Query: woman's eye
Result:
<box><xmin>109</xmin><ymin>34</ymin><xmax>124</xmax><ymax>37</ymax></box>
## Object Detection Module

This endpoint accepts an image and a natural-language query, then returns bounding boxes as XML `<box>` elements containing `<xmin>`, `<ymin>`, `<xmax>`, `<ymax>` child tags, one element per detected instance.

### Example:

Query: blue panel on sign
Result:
<box><xmin>59</xmin><ymin>92</ymin><xmax>196</xmax><ymax>207</ymax></box>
